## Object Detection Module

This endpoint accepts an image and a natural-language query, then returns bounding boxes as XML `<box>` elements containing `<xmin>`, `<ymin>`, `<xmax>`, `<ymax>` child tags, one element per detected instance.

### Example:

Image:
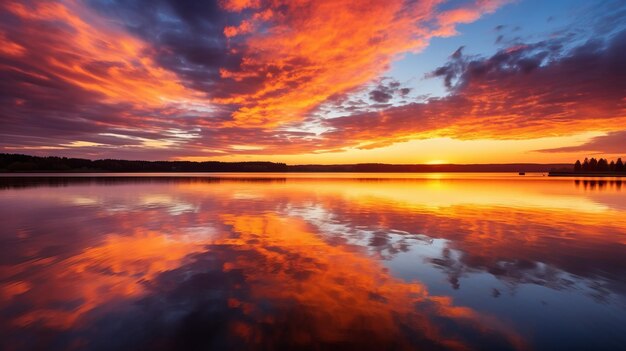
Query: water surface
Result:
<box><xmin>1</xmin><ymin>173</ymin><xmax>625</xmax><ymax>350</ymax></box>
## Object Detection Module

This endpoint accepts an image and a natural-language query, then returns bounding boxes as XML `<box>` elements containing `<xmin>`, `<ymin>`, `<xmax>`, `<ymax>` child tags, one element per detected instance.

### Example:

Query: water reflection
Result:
<box><xmin>0</xmin><ymin>175</ymin><xmax>625</xmax><ymax>350</ymax></box>
<box><xmin>575</xmin><ymin>179</ymin><xmax>623</xmax><ymax>191</ymax></box>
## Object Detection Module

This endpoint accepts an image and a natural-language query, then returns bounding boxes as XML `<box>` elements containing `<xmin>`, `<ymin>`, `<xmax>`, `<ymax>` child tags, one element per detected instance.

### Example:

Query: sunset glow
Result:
<box><xmin>1</xmin><ymin>3</ymin><xmax>626</xmax><ymax>348</ymax></box>
<box><xmin>1</xmin><ymin>0</ymin><xmax>624</xmax><ymax>163</ymax></box>
<box><xmin>2</xmin><ymin>176</ymin><xmax>625</xmax><ymax>350</ymax></box>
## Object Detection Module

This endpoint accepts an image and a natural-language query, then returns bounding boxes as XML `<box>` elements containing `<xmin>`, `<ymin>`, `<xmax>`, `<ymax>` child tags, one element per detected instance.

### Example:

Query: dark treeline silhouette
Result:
<box><xmin>573</xmin><ymin>158</ymin><xmax>625</xmax><ymax>173</ymax></box>
<box><xmin>0</xmin><ymin>154</ymin><xmax>287</xmax><ymax>172</ymax></box>
<box><xmin>288</xmin><ymin>163</ymin><xmax>564</xmax><ymax>172</ymax></box>
<box><xmin>0</xmin><ymin>153</ymin><xmax>568</xmax><ymax>173</ymax></box>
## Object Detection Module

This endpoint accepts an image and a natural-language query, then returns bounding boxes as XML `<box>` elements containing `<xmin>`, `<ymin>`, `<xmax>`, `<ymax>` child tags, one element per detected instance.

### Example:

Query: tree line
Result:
<box><xmin>573</xmin><ymin>158</ymin><xmax>625</xmax><ymax>172</ymax></box>
<box><xmin>0</xmin><ymin>153</ymin><xmax>288</xmax><ymax>172</ymax></box>
<box><xmin>1</xmin><ymin>153</ymin><xmax>571</xmax><ymax>173</ymax></box>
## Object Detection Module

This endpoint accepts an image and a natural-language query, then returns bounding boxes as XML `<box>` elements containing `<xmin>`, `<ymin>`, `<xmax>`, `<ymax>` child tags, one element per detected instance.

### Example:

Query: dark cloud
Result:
<box><xmin>538</xmin><ymin>130</ymin><xmax>626</xmax><ymax>153</ymax></box>
<box><xmin>320</xmin><ymin>29</ymin><xmax>626</xmax><ymax>148</ymax></box>
<box><xmin>368</xmin><ymin>79</ymin><xmax>413</xmax><ymax>103</ymax></box>
<box><xmin>427</xmin><ymin>46</ymin><xmax>467</xmax><ymax>89</ymax></box>
<box><xmin>86</xmin><ymin>0</ymin><xmax>243</xmax><ymax>96</ymax></box>
<box><xmin>369</xmin><ymin>89</ymin><xmax>393</xmax><ymax>103</ymax></box>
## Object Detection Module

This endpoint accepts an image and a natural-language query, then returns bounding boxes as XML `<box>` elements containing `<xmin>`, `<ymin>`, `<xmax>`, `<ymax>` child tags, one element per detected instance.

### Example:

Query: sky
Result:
<box><xmin>0</xmin><ymin>0</ymin><xmax>624</xmax><ymax>164</ymax></box>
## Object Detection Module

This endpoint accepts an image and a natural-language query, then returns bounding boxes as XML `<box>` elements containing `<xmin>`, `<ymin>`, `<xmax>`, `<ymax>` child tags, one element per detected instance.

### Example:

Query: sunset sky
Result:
<box><xmin>0</xmin><ymin>0</ymin><xmax>624</xmax><ymax>164</ymax></box>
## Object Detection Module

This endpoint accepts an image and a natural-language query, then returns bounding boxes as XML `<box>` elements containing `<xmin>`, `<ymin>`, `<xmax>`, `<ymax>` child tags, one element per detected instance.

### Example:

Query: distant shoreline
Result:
<box><xmin>1</xmin><ymin>153</ymin><xmax>569</xmax><ymax>173</ymax></box>
<box><xmin>0</xmin><ymin>169</ymin><xmax>558</xmax><ymax>174</ymax></box>
<box><xmin>1</xmin><ymin>170</ymin><xmax>552</xmax><ymax>174</ymax></box>
<box><xmin>5</xmin><ymin>153</ymin><xmax>625</xmax><ymax>176</ymax></box>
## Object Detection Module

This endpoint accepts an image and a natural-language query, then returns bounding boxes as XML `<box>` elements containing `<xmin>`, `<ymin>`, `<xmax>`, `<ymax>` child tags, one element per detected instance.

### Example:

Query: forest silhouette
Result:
<box><xmin>573</xmin><ymin>158</ymin><xmax>625</xmax><ymax>173</ymax></box>
<box><xmin>1</xmin><ymin>153</ymin><xmax>568</xmax><ymax>173</ymax></box>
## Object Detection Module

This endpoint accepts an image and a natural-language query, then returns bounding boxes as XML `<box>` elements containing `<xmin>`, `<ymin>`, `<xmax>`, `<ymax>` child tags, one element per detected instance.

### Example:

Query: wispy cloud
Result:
<box><xmin>537</xmin><ymin>130</ymin><xmax>626</xmax><ymax>154</ymax></box>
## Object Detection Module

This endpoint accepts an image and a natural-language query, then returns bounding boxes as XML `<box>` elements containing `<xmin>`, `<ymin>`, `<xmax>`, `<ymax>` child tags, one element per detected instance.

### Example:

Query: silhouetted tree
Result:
<box><xmin>597</xmin><ymin>158</ymin><xmax>609</xmax><ymax>171</ymax></box>
<box><xmin>589</xmin><ymin>158</ymin><xmax>598</xmax><ymax>171</ymax></box>
<box><xmin>574</xmin><ymin>160</ymin><xmax>582</xmax><ymax>172</ymax></box>
<box><xmin>582</xmin><ymin>158</ymin><xmax>590</xmax><ymax>171</ymax></box>
<box><xmin>616</xmin><ymin>158</ymin><xmax>625</xmax><ymax>172</ymax></box>
<box><xmin>572</xmin><ymin>158</ymin><xmax>626</xmax><ymax>173</ymax></box>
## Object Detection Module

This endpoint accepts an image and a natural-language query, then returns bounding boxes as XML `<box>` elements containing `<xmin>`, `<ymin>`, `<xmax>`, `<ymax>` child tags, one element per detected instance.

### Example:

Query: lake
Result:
<box><xmin>1</xmin><ymin>173</ymin><xmax>625</xmax><ymax>351</ymax></box>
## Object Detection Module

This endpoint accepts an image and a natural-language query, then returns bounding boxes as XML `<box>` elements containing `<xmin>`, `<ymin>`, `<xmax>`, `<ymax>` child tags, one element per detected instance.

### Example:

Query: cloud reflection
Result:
<box><xmin>1</xmin><ymin>176</ymin><xmax>625</xmax><ymax>349</ymax></box>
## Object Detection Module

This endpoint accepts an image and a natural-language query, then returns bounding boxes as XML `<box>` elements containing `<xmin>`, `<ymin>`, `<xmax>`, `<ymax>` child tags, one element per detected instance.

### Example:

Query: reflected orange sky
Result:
<box><xmin>0</xmin><ymin>176</ymin><xmax>624</xmax><ymax>350</ymax></box>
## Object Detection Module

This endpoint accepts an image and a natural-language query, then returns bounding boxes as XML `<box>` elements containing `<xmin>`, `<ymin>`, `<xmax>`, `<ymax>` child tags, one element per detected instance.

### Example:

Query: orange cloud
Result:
<box><xmin>8</xmin><ymin>229</ymin><xmax>208</xmax><ymax>330</ymax></box>
<box><xmin>2</xmin><ymin>0</ymin><xmax>622</xmax><ymax>161</ymax></box>
<box><xmin>320</xmin><ymin>33</ymin><xmax>626</xmax><ymax>149</ymax></box>
<box><xmin>224</xmin><ymin>20</ymin><xmax>254</xmax><ymax>37</ymax></box>
<box><xmin>1</xmin><ymin>0</ymin><xmax>196</xmax><ymax>107</ymax></box>
<box><xmin>221</xmin><ymin>0</ymin><xmax>261</xmax><ymax>12</ymax></box>
<box><xmin>216</xmin><ymin>0</ymin><xmax>508</xmax><ymax>127</ymax></box>
<box><xmin>436</xmin><ymin>0</ymin><xmax>503</xmax><ymax>36</ymax></box>
<box><xmin>0</xmin><ymin>32</ymin><xmax>25</xmax><ymax>56</ymax></box>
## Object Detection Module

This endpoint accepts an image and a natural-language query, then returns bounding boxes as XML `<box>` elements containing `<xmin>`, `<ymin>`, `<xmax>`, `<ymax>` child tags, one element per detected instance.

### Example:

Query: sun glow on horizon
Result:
<box><xmin>425</xmin><ymin>159</ymin><xmax>448</xmax><ymax>165</ymax></box>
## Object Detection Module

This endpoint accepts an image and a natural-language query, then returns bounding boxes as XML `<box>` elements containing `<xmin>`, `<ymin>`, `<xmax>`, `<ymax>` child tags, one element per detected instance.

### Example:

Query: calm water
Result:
<box><xmin>1</xmin><ymin>173</ymin><xmax>625</xmax><ymax>351</ymax></box>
